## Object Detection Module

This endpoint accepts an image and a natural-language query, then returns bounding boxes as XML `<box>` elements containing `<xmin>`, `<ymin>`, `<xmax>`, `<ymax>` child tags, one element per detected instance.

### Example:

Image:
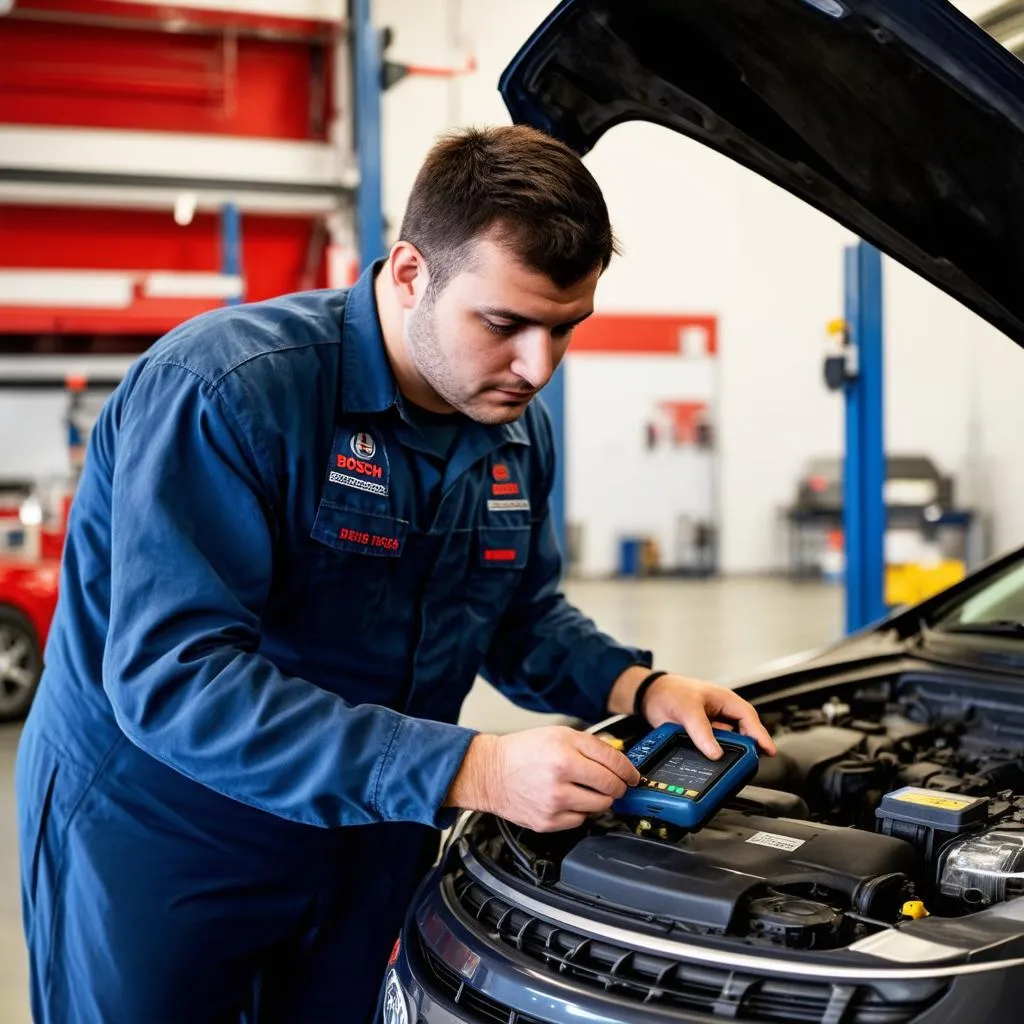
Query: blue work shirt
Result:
<box><xmin>34</xmin><ymin>263</ymin><xmax>650</xmax><ymax>832</ymax></box>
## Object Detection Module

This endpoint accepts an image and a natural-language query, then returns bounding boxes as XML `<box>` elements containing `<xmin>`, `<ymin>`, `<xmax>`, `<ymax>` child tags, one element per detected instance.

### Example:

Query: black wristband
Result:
<box><xmin>632</xmin><ymin>670</ymin><xmax>668</xmax><ymax>718</ymax></box>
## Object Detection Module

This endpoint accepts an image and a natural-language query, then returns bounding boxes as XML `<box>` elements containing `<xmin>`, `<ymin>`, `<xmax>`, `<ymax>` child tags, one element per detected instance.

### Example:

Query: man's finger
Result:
<box><xmin>548</xmin><ymin>810</ymin><xmax>588</xmax><ymax>831</ymax></box>
<box><xmin>565</xmin><ymin>784</ymin><xmax>616</xmax><ymax>815</ymax></box>
<box><xmin>715</xmin><ymin>692</ymin><xmax>777</xmax><ymax>755</ymax></box>
<box><xmin>570</xmin><ymin>757</ymin><xmax>630</xmax><ymax>798</ymax></box>
<box><xmin>576</xmin><ymin>733</ymin><xmax>641</xmax><ymax>785</ymax></box>
<box><xmin>678</xmin><ymin>707</ymin><xmax>723</xmax><ymax>760</ymax></box>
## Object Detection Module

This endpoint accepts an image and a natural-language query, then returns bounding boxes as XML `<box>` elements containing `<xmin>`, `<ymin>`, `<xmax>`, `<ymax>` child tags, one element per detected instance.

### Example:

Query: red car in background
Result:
<box><xmin>0</xmin><ymin>488</ymin><xmax>68</xmax><ymax>721</ymax></box>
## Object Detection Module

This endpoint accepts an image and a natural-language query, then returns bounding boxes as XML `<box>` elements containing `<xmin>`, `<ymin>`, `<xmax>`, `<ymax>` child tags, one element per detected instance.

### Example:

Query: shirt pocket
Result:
<box><xmin>462</xmin><ymin>524</ymin><xmax>531</xmax><ymax>611</ymax></box>
<box><xmin>311</xmin><ymin>502</ymin><xmax>409</xmax><ymax>559</ymax></box>
<box><xmin>307</xmin><ymin>503</ymin><xmax>410</xmax><ymax>635</ymax></box>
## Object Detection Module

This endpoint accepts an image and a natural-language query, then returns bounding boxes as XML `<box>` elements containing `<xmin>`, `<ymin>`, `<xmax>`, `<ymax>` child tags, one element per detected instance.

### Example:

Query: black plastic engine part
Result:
<box><xmin>728</xmin><ymin>785</ymin><xmax>810</xmax><ymax>819</ymax></box>
<box><xmin>754</xmin><ymin>727</ymin><xmax>865</xmax><ymax>792</ymax></box>
<box><xmin>898</xmin><ymin>761</ymin><xmax>948</xmax><ymax>789</ymax></box>
<box><xmin>849</xmin><ymin>719</ymin><xmax>887</xmax><ymax>736</ymax></box>
<box><xmin>879</xmin><ymin>715</ymin><xmax>938</xmax><ymax>746</ymax></box>
<box><xmin>746</xmin><ymin>892</ymin><xmax>847</xmax><ymax>948</ymax></box>
<box><xmin>558</xmin><ymin>811</ymin><xmax>916</xmax><ymax>937</ymax></box>
<box><xmin>876</xmin><ymin>787</ymin><xmax>989</xmax><ymax>864</ymax></box>
<box><xmin>853</xmin><ymin>871</ymin><xmax>918</xmax><ymax>920</ymax></box>
<box><xmin>820</xmin><ymin>758</ymin><xmax>895</xmax><ymax>820</ymax></box>
<box><xmin>864</xmin><ymin>734</ymin><xmax>897</xmax><ymax>759</ymax></box>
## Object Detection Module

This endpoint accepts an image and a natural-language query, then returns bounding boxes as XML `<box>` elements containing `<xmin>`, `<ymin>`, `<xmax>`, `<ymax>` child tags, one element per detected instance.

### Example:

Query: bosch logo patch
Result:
<box><xmin>336</xmin><ymin>454</ymin><xmax>383</xmax><ymax>479</ymax></box>
<box><xmin>351</xmin><ymin>431</ymin><xmax>376</xmax><ymax>459</ymax></box>
<box><xmin>492</xmin><ymin>482</ymin><xmax>519</xmax><ymax>496</ymax></box>
<box><xmin>326</xmin><ymin>424</ymin><xmax>390</xmax><ymax>499</ymax></box>
<box><xmin>493</xmin><ymin>463</ymin><xmax>510</xmax><ymax>482</ymax></box>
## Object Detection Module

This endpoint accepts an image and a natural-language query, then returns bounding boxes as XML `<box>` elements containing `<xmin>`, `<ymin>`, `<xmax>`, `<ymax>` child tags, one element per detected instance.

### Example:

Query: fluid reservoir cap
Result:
<box><xmin>877</xmin><ymin>787</ymin><xmax>989</xmax><ymax>831</ymax></box>
<box><xmin>901</xmin><ymin>900</ymin><xmax>929</xmax><ymax>920</ymax></box>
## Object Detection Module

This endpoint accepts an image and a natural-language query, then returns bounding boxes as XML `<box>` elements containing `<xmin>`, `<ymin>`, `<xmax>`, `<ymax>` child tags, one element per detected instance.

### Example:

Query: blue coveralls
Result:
<box><xmin>16</xmin><ymin>264</ymin><xmax>649</xmax><ymax>1023</ymax></box>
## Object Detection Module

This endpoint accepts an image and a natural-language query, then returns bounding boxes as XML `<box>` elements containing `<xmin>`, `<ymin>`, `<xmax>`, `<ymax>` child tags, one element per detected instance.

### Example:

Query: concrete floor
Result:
<box><xmin>0</xmin><ymin>577</ymin><xmax>841</xmax><ymax>1022</ymax></box>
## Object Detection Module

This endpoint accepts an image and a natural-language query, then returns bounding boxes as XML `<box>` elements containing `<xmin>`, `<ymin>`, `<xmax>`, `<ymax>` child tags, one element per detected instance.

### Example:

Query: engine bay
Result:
<box><xmin>471</xmin><ymin>673</ymin><xmax>1024</xmax><ymax>952</ymax></box>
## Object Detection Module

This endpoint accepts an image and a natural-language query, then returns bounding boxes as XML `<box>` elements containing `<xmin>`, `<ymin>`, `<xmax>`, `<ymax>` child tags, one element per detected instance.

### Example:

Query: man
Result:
<box><xmin>17</xmin><ymin>125</ymin><xmax>775</xmax><ymax>1023</ymax></box>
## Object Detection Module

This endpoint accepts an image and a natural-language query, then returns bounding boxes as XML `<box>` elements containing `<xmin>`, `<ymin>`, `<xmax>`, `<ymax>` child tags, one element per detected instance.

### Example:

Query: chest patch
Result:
<box><xmin>487</xmin><ymin>499</ymin><xmax>530</xmax><ymax>512</ymax></box>
<box><xmin>328</xmin><ymin>427</ymin><xmax>390</xmax><ymax>498</ymax></box>
<box><xmin>485</xmin><ymin>458</ymin><xmax>530</xmax><ymax>516</ymax></box>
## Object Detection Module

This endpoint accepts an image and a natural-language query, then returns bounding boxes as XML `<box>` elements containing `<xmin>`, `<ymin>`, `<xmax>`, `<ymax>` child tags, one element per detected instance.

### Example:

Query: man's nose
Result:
<box><xmin>511</xmin><ymin>329</ymin><xmax>554</xmax><ymax>390</ymax></box>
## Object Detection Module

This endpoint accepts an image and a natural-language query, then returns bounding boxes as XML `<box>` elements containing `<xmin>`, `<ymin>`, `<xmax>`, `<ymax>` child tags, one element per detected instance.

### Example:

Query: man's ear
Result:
<box><xmin>388</xmin><ymin>241</ymin><xmax>429</xmax><ymax>311</ymax></box>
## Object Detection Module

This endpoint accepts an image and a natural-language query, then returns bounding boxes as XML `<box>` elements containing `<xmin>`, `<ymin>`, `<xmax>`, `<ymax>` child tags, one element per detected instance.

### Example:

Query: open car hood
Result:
<box><xmin>500</xmin><ymin>0</ymin><xmax>1024</xmax><ymax>348</ymax></box>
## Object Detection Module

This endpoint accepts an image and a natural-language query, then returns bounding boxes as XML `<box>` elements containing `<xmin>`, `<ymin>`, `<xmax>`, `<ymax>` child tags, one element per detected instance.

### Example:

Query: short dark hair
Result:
<box><xmin>399</xmin><ymin>125</ymin><xmax>619</xmax><ymax>293</ymax></box>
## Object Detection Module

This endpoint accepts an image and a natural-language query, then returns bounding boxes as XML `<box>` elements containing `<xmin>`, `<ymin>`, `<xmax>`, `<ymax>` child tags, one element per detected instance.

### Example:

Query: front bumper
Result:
<box><xmin>382</xmin><ymin>842</ymin><xmax>1024</xmax><ymax>1024</ymax></box>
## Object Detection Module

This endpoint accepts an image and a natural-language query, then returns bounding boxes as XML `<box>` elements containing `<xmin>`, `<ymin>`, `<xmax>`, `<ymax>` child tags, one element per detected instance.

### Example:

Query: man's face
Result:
<box><xmin>403</xmin><ymin>236</ymin><xmax>599</xmax><ymax>425</ymax></box>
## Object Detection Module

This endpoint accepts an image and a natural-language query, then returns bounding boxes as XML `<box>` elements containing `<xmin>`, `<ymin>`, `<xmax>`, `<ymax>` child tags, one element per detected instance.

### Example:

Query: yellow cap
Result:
<box><xmin>597</xmin><ymin>734</ymin><xmax>625</xmax><ymax>751</ymax></box>
<box><xmin>901</xmin><ymin>900</ymin><xmax>929</xmax><ymax>920</ymax></box>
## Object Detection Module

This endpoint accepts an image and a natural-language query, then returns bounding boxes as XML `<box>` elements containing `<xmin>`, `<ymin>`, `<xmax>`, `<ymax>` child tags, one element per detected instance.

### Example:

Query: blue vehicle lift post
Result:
<box><xmin>841</xmin><ymin>241</ymin><xmax>887</xmax><ymax>633</ymax></box>
<box><xmin>542</xmin><ymin>366</ymin><xmax>567</xmax><ymax>555</ymax></box>
<box><xmin>352</xmin><ymin>0</ymin><xmax>386</xmax><ymax>267</ymax></box>
<box><xmin>220</xmin><ymin>201</ymin><xmax>243</xmax><ymax>305</ymax></box>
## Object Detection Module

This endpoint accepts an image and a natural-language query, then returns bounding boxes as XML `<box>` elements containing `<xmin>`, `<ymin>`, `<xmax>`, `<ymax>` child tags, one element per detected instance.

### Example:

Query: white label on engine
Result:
<box><xmin>746</xmin><ymin>831</ymin><xmax>805</xmax><ymax>852</ymax></box>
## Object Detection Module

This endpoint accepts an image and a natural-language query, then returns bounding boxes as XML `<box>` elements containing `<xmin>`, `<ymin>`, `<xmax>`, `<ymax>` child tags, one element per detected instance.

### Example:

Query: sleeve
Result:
<box><xmin>480</xmin><ymin>404</ymin><xmax>652</xmax><ymax>721</ymax></box>
<box><xmin>102</xmin><ymin>360</ymin><xmax>474</xmax><ymax>830</ymax></box>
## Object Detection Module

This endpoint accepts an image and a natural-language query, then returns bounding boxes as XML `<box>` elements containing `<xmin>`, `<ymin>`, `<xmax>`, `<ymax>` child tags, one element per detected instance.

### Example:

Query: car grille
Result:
<box><xmin>440</xmin><ymin>871</ymin><xmax>948</xmax><ymax>1024</ymax></box>
<box><xmin>417</xmin><ymin>934</ymin><xmax>547</xmax><ymax>1024</ymax></box>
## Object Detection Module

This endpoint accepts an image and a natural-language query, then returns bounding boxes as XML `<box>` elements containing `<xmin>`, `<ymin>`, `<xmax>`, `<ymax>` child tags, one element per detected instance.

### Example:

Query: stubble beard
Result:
<box><xmin>405</xmin><ymin>303</ymin><xmax>531</xmax><ymax>425</ymax></box>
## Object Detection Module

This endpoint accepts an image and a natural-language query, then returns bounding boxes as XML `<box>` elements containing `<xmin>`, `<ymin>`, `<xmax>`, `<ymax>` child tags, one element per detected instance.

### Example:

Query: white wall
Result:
<box><xmin>566</xmin><ymin>353</ymin><xmax>718</xmax><ymax>575</ymax></box>
<box><xmin>0</xmin><ymin>358</ymin><xmax>135</xmax><ymax>482</ymax></box>
<box><xmin>376</xmin><ymin>0</ymin><xmax>1024</xmax><ymax>574</ymax></box>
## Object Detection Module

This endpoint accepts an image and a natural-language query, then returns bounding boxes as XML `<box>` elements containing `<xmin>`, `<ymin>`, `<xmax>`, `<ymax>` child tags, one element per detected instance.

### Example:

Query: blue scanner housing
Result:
<box><xmin>612</xmin><ymin>724</ymin><xmax>760</xmax><ymax>829</ymax></box>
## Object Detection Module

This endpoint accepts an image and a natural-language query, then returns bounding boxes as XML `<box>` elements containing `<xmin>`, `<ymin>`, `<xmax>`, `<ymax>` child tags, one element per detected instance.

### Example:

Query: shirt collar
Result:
<box><xmin>338</xmin><ymin>260</ymin><xmax>530</xmax><ymax>448</ymax></box>
<box><xmin>340</xmin><ymin>260</ymin><xmax>399</xmax><ymax>415</ymax></box>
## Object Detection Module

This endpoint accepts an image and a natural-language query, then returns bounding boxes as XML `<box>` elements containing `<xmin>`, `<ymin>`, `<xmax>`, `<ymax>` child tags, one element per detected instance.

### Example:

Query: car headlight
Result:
<box><xmin>381</xmin><ymin>968</ymin><xmax>411</xmax><ymax>1024</ymax></box>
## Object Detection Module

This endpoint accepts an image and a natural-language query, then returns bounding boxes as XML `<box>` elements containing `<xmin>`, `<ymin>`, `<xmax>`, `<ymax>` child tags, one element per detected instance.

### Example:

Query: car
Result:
<box><xmin>386</xmin><ymin>546</ymin><xmax>1024</xmax><ymax>1024</ymax></box>
<box><xmin>0</xmin><ymin>560</ymin><xmax>58</xmax><ymax>722</ymax></box>
<box><xmin>795</xmin><ymin>456</ymin><xmax>955</xmax><ymax>517</ymax></box>
<box><xmin>380</xmin><ymin>1</ymin><xmax>1024</xmax><ymax>1021</ymax></box>
<box><xmin>0</xmin><ymin>486</ymin><xmax>68</xmax><ymax>722</ymax></box>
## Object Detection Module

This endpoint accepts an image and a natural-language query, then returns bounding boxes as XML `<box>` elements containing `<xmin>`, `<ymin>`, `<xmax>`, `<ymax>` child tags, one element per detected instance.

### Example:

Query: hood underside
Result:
<box><xmin>500</xmin><ymin>0</ymin><xmax>1024</xmax><ymax>348</ymax></box>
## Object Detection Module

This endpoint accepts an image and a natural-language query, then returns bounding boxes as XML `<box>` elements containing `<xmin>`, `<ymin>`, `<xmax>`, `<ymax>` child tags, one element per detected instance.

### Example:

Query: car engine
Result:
<box><xmin>482</xmin><ymin>678</ymin><xmax>1024</xmax><ymax>952</ymax></box>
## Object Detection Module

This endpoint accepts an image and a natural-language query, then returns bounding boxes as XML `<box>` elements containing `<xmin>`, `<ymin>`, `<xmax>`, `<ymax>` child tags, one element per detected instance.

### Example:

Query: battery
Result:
<box><xmin>876</xmin><ymin>787</ymin><xmax>989</xmax><ymax>862</ymax></box>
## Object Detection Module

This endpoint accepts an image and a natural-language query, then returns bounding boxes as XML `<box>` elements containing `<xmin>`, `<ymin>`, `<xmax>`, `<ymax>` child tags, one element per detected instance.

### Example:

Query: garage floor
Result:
<box><xmin>0</xmin><ymin>577</ymin><xmax>841</xmax><ymax>1022</ymax></box>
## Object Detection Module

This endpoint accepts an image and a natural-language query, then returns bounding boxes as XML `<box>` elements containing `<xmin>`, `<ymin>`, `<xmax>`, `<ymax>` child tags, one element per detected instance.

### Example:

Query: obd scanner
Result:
<box><xmin>613</xmin><ymin>724</ymin><xmax>760</xmax><ymax>830</ymax></box>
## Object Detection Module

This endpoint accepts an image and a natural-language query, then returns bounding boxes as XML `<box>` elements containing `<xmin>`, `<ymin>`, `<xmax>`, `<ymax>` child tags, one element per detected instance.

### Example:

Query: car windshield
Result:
<box><xmin>934</xmin><ymin>561</ymin><xmax>1024</xmax><ymax>633</ymax></box>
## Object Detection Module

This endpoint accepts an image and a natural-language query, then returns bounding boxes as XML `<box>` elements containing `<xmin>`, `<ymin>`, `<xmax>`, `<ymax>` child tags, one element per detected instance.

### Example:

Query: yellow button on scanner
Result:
<box><xmin>901</xmin><ymin>900</ymin><xmax>929</xmax><ymax>920</ymax></box>
<box><xmin>657</xmin><ymin>783</ymin><xmax>668</xmax><ymax>790</ymax></box>
<box><xmin>685</xmin><ymin>790</ymin><xmax>699</xmax><ymax>798</ymax></box>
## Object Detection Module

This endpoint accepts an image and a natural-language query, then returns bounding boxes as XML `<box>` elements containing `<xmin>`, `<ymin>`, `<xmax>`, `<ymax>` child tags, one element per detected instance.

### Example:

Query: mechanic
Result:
<box><xmin>16</xmin><ymin>125</ymin><xmax>776</xmax><ymax>1024</ymax></box>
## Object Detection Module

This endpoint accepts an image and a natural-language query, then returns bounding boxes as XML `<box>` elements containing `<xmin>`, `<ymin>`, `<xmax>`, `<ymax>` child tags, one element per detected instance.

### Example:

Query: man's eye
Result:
<box><xmin>483</xmin><ymin>320</ymin><xmax>518</xmax><ymax>336</ymax></box>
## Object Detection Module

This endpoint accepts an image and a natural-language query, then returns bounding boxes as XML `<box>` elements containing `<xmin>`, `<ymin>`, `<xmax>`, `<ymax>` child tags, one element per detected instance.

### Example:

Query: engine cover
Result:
<box><xmin>559</xmin><ymin>811</ymin><xmax>916</xmax><ymax>940</ymax></box>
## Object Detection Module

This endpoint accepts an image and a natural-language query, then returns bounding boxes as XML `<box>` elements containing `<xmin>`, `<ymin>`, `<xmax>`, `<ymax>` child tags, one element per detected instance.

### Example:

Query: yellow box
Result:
<box><xmin>886</xmin><ymin>560</ymin><xmax>965</xmax><ymax>607</ymax></box>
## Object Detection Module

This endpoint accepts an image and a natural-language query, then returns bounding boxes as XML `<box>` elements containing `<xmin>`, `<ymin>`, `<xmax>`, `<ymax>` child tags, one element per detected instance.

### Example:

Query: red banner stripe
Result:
<box><xmin>484</xmin><ymin>549</ymin><xmax>517</xmax><ymax>562</ymax></box>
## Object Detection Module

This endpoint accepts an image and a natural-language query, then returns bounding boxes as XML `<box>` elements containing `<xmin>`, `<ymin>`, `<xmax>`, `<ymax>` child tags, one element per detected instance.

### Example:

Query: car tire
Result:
<box><xmin>0</xmin><ymin>605</ymin><xmax>42</xmax><ymax>722</ymax></box>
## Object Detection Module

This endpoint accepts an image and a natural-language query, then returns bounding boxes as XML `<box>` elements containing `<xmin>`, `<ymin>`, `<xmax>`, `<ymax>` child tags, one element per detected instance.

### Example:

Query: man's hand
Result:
<box><xmin>444</xmin><ymin>726</ymin><xmax>641</xmax><ymax>832</ymax></box>
<box><xmin>608</xmin><ymin>666</ymin><xmax>777</xmax><ymax>759</ymax></box>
